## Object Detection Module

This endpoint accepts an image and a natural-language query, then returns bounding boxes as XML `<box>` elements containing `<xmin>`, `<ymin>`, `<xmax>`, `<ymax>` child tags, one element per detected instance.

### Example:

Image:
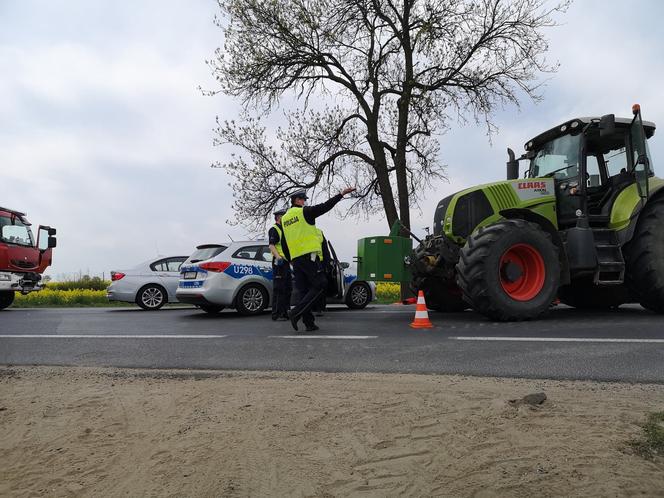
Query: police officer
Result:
<box><xmin>281</xmin><ymin>187</ymin><xmax>356</xmax><ymax>332</ymax></box>
<box><xmin>268</xmin><ymin>208</ymin><xmax>291</xmax><ymax>321</ymax></box>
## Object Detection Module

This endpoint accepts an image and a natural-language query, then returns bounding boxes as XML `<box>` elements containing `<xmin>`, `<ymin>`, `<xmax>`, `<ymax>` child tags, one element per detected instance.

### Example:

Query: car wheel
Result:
<box><xmin>236</xmin><ymin>283</ymin><xmax>268</xmax><ymax>315</ymax></box>
<box><xmin>346</xmin><ymin>282</ymin><xmax>371</xmax><ymax>309</ymax></box>
<box><xmin>136</xmin><ymin>284</ymin><xmax>167</xmax><ymax>310</ymax></box>
<box><xmin>200</xmin><ymin>305</ymin><xmax>225</xmax><ymax>314</ymax></box>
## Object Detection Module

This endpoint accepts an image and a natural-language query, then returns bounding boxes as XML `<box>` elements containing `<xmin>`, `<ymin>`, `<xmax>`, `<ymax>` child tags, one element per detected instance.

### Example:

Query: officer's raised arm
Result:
<box><xmin>302</xmin><ymin>187</ymin><xmax>356</xmax><ymax>224</ymax></box>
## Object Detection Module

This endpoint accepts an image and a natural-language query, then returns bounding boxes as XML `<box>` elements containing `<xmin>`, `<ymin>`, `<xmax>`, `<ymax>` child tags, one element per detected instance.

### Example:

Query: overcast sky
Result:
<box><xmin>2</xmin><ymin>0</ymin><xmax>664</xmax><ymax>279</ymax></box>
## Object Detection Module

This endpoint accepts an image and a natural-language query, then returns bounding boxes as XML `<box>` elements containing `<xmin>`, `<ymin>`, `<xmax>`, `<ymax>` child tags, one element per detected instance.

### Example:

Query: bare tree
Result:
<box><xmin>209</xmin><ymin>0</ymin><xmax>569</xmax><ymax>232</ymax></box>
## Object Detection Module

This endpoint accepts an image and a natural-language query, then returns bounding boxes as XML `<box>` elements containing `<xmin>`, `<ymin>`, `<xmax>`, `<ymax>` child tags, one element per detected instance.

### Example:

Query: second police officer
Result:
<box><xmin>268</xmin><ymin>208</ymin><xmax>291</xmax><ymax>321</ymax></box>
<box><xmin>281</xmin><ymin>187</ymin><xmax>356</xmax><ymax>332</ymax></box>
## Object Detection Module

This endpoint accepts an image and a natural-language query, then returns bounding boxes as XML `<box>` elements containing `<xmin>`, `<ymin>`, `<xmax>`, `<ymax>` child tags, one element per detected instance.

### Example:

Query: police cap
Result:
<box><xmin>273</xmin><ymin>208</ymin><xmax>287</xmax><ymax>217</ymax></box>
<box><xmin>289</xmin><ymin>189</ymin><xmax>308</xmax><ymax>202</ymax></box>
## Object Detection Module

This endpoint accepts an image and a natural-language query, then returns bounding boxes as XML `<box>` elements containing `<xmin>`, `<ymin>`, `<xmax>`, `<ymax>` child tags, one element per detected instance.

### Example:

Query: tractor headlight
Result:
<box><xmin>0</xmin><ymin>274</ymin><xmax>11</xmax><ymax>281</ymax></box>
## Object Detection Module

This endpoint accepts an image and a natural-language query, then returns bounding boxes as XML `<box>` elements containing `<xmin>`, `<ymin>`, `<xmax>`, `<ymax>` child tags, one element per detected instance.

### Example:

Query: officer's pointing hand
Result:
<box><xmin>340</xmin><ymin>186</ymin><xmax>357</xmax><ymax>197</ymax></box>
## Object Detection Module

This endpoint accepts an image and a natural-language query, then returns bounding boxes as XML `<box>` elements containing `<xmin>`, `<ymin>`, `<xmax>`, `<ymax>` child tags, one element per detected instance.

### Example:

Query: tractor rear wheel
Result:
<box><xmin>624</xmin><ymin>197</ymin><xmax>664</xmax><ymax>313</ymax></box>
<box><xmin>457</xmin><ymin>219</ymin><xmax>560</xmax><ymax>321</ymax></box>
<box><xmin>558</xmin><ymin>277</ymin><xmax>627</xmax><ymax>309</ymax></box>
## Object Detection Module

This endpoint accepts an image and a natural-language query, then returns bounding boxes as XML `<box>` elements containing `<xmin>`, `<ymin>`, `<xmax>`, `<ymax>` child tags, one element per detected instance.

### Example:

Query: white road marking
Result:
<box><xmin>451</xmin><ymin>336</ymin><xmax>664</xmax><ymax>343</ymax></box>
<box><xmin>0</xmin><ymin>335</ymin><xmax>227</xmax><ymax>339</ymax></box>
<box><xmin>269</xmin><ymin>335</ymin><xmax>377</xmax><ymax>339</ymax></box>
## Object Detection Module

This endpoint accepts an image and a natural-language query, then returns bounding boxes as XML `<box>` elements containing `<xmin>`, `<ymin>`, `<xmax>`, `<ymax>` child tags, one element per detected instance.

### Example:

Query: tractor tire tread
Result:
<box><xmin>624</xmin><ymin>198</ymin><xmax>664</xmax><ymax>313</ymax></box>
<box><xmin>456</xmin><ymin>219</ymin><xmax>559</xmax><ymax>321</ymax></box>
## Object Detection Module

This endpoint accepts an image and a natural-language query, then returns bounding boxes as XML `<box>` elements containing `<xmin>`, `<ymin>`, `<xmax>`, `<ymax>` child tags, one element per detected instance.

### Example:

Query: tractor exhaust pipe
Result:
<box><xmin>507</xmin><ymin>148</ymin><xmax>519</xmax><ymax>180</ymax></box>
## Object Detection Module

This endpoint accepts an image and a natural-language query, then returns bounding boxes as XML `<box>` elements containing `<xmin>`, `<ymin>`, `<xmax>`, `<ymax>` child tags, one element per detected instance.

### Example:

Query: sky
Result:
<box><xmin>2</xmin><ymin>0</ymin><xmax>664</xmax><ymax>279</ymax></box>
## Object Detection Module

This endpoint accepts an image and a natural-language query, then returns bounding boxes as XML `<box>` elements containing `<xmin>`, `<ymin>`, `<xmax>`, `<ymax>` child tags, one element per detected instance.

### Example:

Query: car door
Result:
<box><xmin>152</xmin><ymin>257</ymin><xmax>187</xmax><ymax>302</ymax></box>
<box><xmin>326</xmin><ymin>241</ymin><xmax>345</xmax><ymax>298</ymax></box>
<box><xmin>255</xmin><ymin>245</ymin><xmax>275</xmax><ymax>285</ymax></box>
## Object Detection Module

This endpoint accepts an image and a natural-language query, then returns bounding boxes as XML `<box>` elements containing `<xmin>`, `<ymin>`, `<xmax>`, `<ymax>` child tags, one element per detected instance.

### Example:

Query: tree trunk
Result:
<box><xmin>366</xmin><ymin>124</ymin><xmax>399</xmax><ymax>229</ymax></box>
<box><xmin>394</xmin><ymin>2</ymin><xmax>413</xmax><ymax>234</ymax></box>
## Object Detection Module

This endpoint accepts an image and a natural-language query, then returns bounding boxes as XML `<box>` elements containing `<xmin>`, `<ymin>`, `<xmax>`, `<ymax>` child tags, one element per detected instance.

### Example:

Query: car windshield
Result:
<box><xmin>529</xmin><ymin>133</ymin><xmax>581</xmax><ymax>178</ymax></box>
<box><xmin>186</xmin><ymin>245</ymin><xmax>227</xmax><ymax>263</ymax></box>
<box><xmin>0</xmin><ymin>215</ymin><xmax>35</xmax><ymax>247</ymax></box>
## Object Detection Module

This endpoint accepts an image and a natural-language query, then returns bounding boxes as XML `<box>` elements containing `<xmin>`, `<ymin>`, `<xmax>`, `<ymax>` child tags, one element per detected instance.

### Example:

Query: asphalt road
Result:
<box><xmin>1</xmin><ymin>305</ymin><xmax>664</xmax><ymax>383</ymax></box>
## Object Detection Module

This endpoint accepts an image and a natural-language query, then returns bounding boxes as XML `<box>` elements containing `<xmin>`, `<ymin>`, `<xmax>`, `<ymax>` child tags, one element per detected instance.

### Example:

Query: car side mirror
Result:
<box><xmin>599</xmin><ymin>114</ymin><xmax>616</xmax><ymax>138</ymax></box>
<box><xmin>340</xmin><ymin>262</ymin><xmax>350</xmax><ymax>269</ymax></box>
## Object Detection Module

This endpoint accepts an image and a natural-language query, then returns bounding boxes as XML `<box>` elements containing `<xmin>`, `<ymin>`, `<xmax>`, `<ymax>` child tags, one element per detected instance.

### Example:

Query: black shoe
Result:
<box><xmin>288</xmin><ymin>311</ymin><xmax>299</xmax><ymax>332</ymax></box>
<box><xmin>271</xmin><ymin>314</ymin><xmax>278</xmax><ymax>321</ymax></box>
<box><xmin>305</xmin><ymin>324</ymin><xmax>319</xmax><ymax>332</ymax></box>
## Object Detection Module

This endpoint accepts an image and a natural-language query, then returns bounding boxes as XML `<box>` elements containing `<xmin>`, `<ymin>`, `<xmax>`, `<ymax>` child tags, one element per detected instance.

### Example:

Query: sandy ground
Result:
<box><xmin>1</xmin><ymin>367</ymin><xmax>663</xmax><ymax>497</ymax></box>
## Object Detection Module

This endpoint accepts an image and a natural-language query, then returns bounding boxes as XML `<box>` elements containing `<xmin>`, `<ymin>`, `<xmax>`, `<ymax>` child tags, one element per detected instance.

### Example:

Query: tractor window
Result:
<box><xmin>604</xmin><ymin>147</ymin><xmax>629</xmax><ymax>177</ymax></box>
<box><xmin>630</xmin><ymin>124</ymin><xmax>654</xmax><ymax>175</ymax></box>
<box><xmin>586</xmin><ymin>155</ymin><xmax>602</xmax><ymax>187</ymax></box>
<box><xmin>529</xmin><ymin>134</ymin><xmax>581</xmax><ymax>179</ymax></box>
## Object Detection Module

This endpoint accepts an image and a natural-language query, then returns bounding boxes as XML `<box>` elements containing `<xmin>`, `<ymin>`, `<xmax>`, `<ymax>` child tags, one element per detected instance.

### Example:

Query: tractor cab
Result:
<box><xmin>521</xmin><ymin>109</ymin><xmax>656</xmax><ymax>229</ymax></box>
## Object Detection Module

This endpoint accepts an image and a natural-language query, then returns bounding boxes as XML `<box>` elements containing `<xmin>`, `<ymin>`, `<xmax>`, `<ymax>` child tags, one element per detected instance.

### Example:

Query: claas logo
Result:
<box><xmin>517</xmin><ymin>181</ymin><xmax>547</xmax><ymax>190</ymax></box>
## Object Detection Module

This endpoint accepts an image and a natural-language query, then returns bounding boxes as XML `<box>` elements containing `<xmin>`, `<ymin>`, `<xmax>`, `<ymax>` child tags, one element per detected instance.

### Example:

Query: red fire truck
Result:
<box><xmin>0</xmin><ymin>206</ymin><xmax>56</xmax><ymax>310</ymax></box>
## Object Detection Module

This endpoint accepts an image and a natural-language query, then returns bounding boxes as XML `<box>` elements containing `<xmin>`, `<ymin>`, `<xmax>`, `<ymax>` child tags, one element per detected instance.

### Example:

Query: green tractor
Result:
<box><xmin>360</xmin><ymin>105</ymin><xmax>664</xmax><ymax>321</ymax></box>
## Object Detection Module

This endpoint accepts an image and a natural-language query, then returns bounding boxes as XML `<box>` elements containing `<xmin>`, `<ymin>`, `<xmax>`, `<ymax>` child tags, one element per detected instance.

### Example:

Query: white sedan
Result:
<box><xmin>106</xmin><ymin>255</ymin><xmax>188</xmax><ymax>310</ymax></box>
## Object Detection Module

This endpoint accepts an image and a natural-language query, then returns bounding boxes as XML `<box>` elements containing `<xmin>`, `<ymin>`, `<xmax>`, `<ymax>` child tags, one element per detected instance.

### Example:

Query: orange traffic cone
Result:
<box><xmin>410</xmin><ymin>291</ymin><xmax>434</xmax><ymax>329</ymax></box>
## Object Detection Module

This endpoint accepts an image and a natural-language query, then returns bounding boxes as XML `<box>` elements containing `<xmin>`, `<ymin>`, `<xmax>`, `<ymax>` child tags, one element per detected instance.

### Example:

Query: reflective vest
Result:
<box><xmin>272</xmin><ymin>223</ymin><xmax>286</xmax><ymax>259</ymax></box>
<box><xmin>282</xmin><ymin>207</ymin><xmax>323</xmax><ymax>259</ymax></box>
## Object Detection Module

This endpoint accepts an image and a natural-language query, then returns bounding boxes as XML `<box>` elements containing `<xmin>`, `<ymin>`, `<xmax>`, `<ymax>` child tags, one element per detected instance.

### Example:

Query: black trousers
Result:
<box><xmin>291</xmin><ymin>254</ymin><xmax>326</xmax><ymax>327</ymax></box>
<box><xmin>271</xmin><ymin>261</ymin><xmax>292</xmax><ymax>319</ymax></box>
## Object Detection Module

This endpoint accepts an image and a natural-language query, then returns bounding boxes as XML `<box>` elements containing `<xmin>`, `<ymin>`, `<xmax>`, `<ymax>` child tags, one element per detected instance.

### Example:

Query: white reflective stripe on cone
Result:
<box><xmin>417</xmin><ymin>296</ymin><xmax>426</xmax><ymax>304</ymax></box>
<box><xmin>415</xmin><ymin>310</ymin><xmax>429</xmax><ymax>319</ymax></box>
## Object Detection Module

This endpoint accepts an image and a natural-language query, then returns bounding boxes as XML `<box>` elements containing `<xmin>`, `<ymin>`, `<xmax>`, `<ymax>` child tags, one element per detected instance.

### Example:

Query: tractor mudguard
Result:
<box><xmin>613</xmin><ymin>177</ymin><xmax>664</xmax><ymax>245</ymax></box>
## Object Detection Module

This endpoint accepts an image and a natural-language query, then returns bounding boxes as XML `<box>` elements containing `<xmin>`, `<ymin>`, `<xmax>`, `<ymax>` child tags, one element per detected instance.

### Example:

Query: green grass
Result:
<box><xmin>629</xmin><ymin>411</ymin><xmax>664</xmax><ymax>459</ymax></box>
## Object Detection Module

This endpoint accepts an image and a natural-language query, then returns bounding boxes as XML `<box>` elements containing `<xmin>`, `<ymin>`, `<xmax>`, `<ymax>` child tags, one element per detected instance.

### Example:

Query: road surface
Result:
<box><xmin>1</xmin><ymin>305</ymin><xmax>664</xmax><ymax>382</ymax></box>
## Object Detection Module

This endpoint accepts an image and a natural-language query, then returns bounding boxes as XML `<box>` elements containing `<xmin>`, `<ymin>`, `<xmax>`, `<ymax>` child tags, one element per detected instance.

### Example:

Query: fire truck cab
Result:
<box><xmin>0</xmin><ymin>206</ymin><xmax>56</xmax><ymax>310</ymax></box>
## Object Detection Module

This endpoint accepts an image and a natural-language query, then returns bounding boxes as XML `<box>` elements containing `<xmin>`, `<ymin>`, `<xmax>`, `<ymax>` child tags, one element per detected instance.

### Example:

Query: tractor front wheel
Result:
<box><xmin>456</xmin><ymin>219</ymin><xmax>560</xmax><ymax>321</ymax></box>
<box><xmin>624</xmin><ymin>197</ymin><xmax>664</xmax><ymax>313</ymax></box>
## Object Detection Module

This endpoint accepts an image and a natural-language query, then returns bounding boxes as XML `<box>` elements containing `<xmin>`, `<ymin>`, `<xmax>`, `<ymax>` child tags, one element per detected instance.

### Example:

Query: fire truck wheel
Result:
<box><xmin>0</xmin><ymin>291</ymin><xmax>15</xmax><ymax>310</ymax></box>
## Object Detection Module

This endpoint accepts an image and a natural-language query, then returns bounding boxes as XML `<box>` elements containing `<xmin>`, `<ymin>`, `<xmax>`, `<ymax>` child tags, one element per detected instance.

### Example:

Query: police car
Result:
<box><xmin>176</xmin><ymin>241</ymin><xmax>376</xmax><ymax>315</ymax></box>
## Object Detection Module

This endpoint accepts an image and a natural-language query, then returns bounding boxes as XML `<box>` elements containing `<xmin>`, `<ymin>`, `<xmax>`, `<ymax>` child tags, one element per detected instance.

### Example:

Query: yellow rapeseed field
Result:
<box><xmin>12</xmin><ymin>289</ymin><xmax>111</xmax><ymax>307</ymax></box>
<box><xmin>10</xmin><ymin>282</ymin><xmax>402</xmax><ymax>307</ymax></box>
<box><xmin>375</xmin><ymin>282</ymin><xmax>401</xmax><ymax>303</ymax></box>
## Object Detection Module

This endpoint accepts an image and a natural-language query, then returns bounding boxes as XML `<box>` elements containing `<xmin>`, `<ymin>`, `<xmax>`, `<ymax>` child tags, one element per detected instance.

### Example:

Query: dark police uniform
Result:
<box><xmin>282</xmin><ymin>191</ymin><xmax>344</xmax><ymax>331</ymax></box>
<box><xmin>268</xmin><ymin>221</ymin><xmax>291</xmax><ymax>320</ymax></box>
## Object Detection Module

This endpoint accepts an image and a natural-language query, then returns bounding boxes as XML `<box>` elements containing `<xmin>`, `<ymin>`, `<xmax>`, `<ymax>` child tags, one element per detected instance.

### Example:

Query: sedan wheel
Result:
<box><xmin>236</xmin><ymin>284</ymin><xmax>267</xmax><ymax>315</ymax></box>
<box><xmin>346</xmin><ymin>282</ymin><xmax>371</xmax><ymax>309</ymax></box>
<box><xmin>136</xmin><ymin>285</ymin><xmax>166</xmax><ymax>310</ymax></box>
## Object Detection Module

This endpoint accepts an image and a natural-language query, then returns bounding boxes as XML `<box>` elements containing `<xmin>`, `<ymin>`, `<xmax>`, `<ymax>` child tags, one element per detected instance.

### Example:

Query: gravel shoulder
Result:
<box><xmin>1</xmin><ymin>366</ymin><xmax>663</xmax><ymax>497</ymax></box>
